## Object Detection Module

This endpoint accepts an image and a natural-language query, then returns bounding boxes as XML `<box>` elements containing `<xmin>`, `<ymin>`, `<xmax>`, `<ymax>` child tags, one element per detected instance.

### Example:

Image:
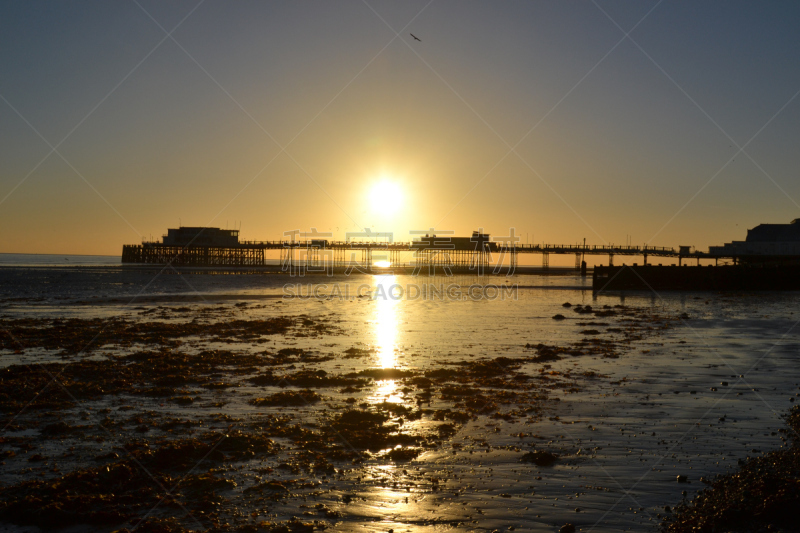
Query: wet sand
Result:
<box><xmin>1</xmin><ymin>278</ymin><xmax>799</xmax><ymax>532</ymax></box>
<box><xmin>662</xmin><ymin>405</ymin><xmax>799</xmax><ymax>532</ymax></box>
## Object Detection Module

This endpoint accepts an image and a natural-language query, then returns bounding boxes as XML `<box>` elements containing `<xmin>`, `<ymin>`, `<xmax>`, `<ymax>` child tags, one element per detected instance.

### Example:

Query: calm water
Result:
<box><xmin>0</xmin><ymin>253</ymin><xmax>120</xmax><ymax>267</ymax></box>
<box><xmin>1</xmin><ymin>257</ymin><xmax>799</xmax><ymax>532</ymax></box>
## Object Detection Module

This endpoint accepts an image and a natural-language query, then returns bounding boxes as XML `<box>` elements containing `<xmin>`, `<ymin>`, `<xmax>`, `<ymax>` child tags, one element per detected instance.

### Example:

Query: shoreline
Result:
<box><xmin>662</xmin><ymin>406</ymin><xmax>800</xmax><ymax>532</ymax></box>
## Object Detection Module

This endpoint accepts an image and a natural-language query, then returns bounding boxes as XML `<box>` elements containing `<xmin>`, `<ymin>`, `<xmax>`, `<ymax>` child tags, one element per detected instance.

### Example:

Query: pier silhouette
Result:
<box><xmin>121</xmin><ymin>227</ymin><xmax>733</xmax><ymax>270</ymax></box>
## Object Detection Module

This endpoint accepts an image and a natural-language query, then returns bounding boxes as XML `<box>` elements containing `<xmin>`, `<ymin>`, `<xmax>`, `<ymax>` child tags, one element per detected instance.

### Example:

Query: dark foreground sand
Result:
<box><xmin>661</xmin><ymin>406</ymin><xmax>800</xmax><ymax>533</ymax></box>
<box><xmin>0</xmin><ymin>297</ymin><xmax>796</xmax><ymax>532</ymax></box>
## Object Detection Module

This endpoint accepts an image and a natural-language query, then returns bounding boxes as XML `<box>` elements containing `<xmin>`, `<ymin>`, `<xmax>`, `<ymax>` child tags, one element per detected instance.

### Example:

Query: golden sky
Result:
<box><xmin>2</xmin><ymin>1</ymin><xmax>800</xmax><ymax>255</ymax></box>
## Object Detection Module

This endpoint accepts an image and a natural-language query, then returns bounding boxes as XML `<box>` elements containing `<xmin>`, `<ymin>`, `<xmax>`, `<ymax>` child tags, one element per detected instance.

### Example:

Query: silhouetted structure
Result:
<box><xmin>410</xmin><ymin>231</ymin><xmax>497</xmax><ymax>270</ymax></box>
<box><xmin>123</xmin><ymin>222</ymin><xmax>800</xmax><ymax>271</ymax></box>
<box><xmin>162</xmin><ymin>227</ymin><xmax>239</xmax><ymax>247</ymax></box>
<box><xmin>593</xmin><ymin>264</ymin><xmax>800</xmax><ymax>291</ymax></box>
<box><xmin>709</xmin><ymin>218</ymin><xmax>800</xmax><ymax>263</ymax></box>
<box><xmin>593</xmin><ymin>218</ymin><xmax>800</xmax><ymax>291</ymax></box>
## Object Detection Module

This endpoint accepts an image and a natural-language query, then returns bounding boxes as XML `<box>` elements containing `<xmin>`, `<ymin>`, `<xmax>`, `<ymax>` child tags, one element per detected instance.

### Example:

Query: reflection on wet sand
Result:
<box><xmin>370</xmin><ymin>275</ymin><xmax>406</xmax><ymax>407</ymax></box>
<box><xmin>373</xmin><ymin>275</ymin><xmax>400</xmax><ymax>369</ymax></box>
<box><xmin>370</xmin><ymin>378</ymin><xmax>404</xmax><ymax>405</ymax></box>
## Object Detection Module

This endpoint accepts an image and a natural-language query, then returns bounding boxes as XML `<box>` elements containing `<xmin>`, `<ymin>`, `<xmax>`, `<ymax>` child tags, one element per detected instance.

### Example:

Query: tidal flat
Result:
<box><xmin>1</xmin><ymin>269</ymin><xmax>799</xmax><ymax>532</ymax></box>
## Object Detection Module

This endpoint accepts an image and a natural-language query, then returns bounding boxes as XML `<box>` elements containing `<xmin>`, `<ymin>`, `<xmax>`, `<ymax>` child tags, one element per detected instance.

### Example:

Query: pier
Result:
<box><xmin>121</xmin><ymin>227</ymin><xmax>751</xmax><ymax>271</ymax></box>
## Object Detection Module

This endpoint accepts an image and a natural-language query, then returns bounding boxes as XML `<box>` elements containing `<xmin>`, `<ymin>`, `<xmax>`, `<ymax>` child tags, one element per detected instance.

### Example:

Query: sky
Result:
<box><xmin>2</xmin><ymin>1</ymin><xmax>800</xmax><ymax>256</ymax></box>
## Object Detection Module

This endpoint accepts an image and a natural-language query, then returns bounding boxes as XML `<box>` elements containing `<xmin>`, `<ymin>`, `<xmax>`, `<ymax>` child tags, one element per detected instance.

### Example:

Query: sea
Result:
<box><xmin>1</xmin><ymin>253</ymin><xmax>799</xmax><ymax>532</ymax></box>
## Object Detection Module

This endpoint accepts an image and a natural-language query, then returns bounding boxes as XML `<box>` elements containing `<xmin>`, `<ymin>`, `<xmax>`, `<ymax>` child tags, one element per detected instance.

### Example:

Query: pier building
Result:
<box><xmin>162</xmin><ymin>227</ymin><xmax>239</xmax><ymax>247</ymax></box>
<box><xmin>709</xmin><ymin>218</ymin><xmax>800</xmax><ymax>260</ymax></box>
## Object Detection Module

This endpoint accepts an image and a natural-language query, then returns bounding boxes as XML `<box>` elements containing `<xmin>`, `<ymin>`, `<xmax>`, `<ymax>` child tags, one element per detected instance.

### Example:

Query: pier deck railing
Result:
<box><xmin>122</xmin><ymin>238</ymin><xmax>755</xmax><ymax>270</ymax></box>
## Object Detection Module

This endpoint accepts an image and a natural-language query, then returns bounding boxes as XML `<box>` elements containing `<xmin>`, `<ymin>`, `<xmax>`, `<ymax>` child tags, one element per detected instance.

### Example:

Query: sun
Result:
<box><xmin>369</xmin><ymin>180</ymin><xmax>403</xmax><ymax>215</ymax></box>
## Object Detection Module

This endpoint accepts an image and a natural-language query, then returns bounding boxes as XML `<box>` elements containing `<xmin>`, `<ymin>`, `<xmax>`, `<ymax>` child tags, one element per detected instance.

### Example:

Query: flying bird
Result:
<box><xmin>410</xmin><ymin>33</ymin><xmax>421</xmax><ymax>41</ymax></box>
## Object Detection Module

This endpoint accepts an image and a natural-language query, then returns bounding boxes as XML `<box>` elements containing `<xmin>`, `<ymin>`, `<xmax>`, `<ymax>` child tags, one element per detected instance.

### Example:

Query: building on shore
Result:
<box><xmin>709</xmin><ymin>218</ymin><xmax>800</xmax><ymax>258</ymax></box>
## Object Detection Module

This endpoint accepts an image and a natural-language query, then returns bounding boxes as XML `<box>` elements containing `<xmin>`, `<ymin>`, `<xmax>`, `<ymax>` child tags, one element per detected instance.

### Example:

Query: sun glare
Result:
<box><xmin>369</xmin><ymin>180</ymin><xmax>403</xmax><ymax>215</ymax></box>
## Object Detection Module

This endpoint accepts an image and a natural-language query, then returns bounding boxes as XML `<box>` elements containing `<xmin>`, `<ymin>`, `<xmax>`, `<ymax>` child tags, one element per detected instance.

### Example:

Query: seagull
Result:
<box><xmin>410</xmin><ymin>33</ymin><xmax>421</xmax><ymax>41</ymax></box>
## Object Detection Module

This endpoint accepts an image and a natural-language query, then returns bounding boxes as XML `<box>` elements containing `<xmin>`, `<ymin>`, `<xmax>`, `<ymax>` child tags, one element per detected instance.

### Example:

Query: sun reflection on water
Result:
<box><xmin>371</xmin><ymin>378</ymin><xmax>404</xmax><ymax>404</ymax></box>
<box><xmin>370</xmin><ymin>275</ymin><xmax>407</xmax><ymax>406</ymax></box>
<box><xmin>374</xmin><ymin>274</ymin><xmax>399</xmax><ymax>369</ymax></box>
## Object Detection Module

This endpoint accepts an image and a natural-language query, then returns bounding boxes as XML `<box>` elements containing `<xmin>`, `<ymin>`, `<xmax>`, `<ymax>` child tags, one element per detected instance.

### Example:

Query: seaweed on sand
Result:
<box><xmin>0</xmin><ymin>348</ymin><xmax>284</xmax><ymax>413</ymax></box>
<box><xmin>0</xmin><ymin>431</ymin><xmax>280</xmax><ymax>529</ymax></box>
<box><xmin>0</xmin><ymin>316</ymin><xmax>304</xmax><ymax>353</ymax></box>
<box><xmin>251</xmin><ymin>390</ymin><xmax>322</xmax><ymax>406</ymax></box>
<box><xmin>328</xmin><ymin>409</ymin><xmax>414</xmax><ymax>451</ymax></box>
